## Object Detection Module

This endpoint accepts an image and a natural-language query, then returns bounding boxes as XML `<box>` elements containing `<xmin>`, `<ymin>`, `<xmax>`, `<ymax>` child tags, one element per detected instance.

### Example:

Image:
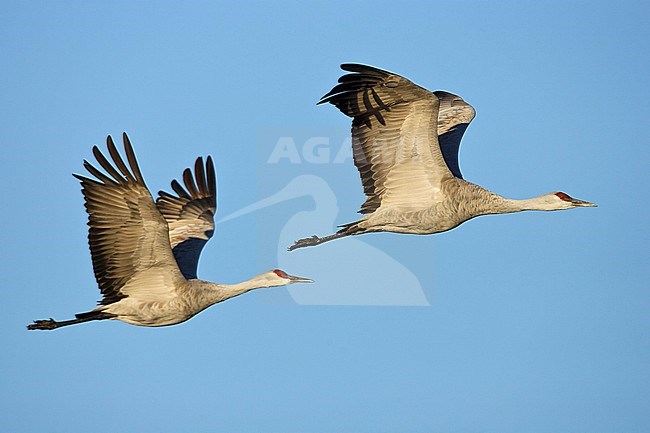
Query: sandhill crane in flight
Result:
<box><xmin>289</xmin><ymin>64</ymin><xmax>596</xmax><ymax>250</ymax></box>
<box><xmin>28</xmin><ymin>133</ymin><xmax>312</xmax><ymax>330</ymax></box>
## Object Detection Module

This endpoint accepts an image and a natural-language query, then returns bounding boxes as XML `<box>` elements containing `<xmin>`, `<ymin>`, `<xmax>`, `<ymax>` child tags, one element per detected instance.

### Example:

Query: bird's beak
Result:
<box><xmin>287</xmin><ymin>274</ymin><xmax>314</xmax><ymax>283</ymax></box>
<box><xmin>571</xmin><ymin>198</ymin><xmax>597</xmax><ymax>207</ymax></box>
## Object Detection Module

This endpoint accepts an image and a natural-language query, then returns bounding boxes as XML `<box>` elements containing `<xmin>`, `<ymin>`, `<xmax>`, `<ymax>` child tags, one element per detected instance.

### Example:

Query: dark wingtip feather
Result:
<box><xmin>92</xmin><ymin>142</ymin><xmax>125</xmax><ymax>184</ymax></box>
<box><xmin>340</xmin><ymin>63</ymin><xmax>391</xmax><ymax>76</ymax></box>
<box><xmin>83</xmin><ymin>159</ymin><xmax>117</xmax><ymax>185</ymax></box>
<box><xmin>183</xmin><ymin>168</ymin><xmax>199</xmax><ymax>197</ymax></box>
<box><xmin>171</xmin><ymin>179</ymin><xmax>191</xmax><ymax>199</ymax></box>
<box><xmin>121</xmin><ymin>132</ymin><xmax>145</xmax><ymax>185</ymax></box>
<box><xmin>319</xmin><ymin>64</ymin><xmax>396</xmax><ymax>110</ymax></box>
<box><xmin>73</xmin><ymin>171</ymin><xmax>104</xmax><ymax>187</ymax></box>
<box><xmin>318</xmin><ymin>93</ymin><xmax>346</xmax><ymax>105</ymax></box>
<box><xmin>107</xmin><ymin>135</ymin><xmax>135</xmax><ymax>182</ymax></box>
<box><xmin>206</xmin><ymin>155</ymin><xmax>214</xmax><ymax>172</ymax></box>
<box><xmin>205</xmin><ymin>155</ymin><xmax>216</xmax><ymax>203</ymax></box>
<box><xmin>193</xmin><ymin>157</ymin><xmax>207</xmax><ymax>196</ymax></box>
<box><xmin>72</xmin><ymin>172</ymin><xmax>87</xmax><ymax>182</ymax></box>
<box><xmin>321</xmin><ymin>82</ymin><xmax>361</xmax><ymax>100</ymax></box>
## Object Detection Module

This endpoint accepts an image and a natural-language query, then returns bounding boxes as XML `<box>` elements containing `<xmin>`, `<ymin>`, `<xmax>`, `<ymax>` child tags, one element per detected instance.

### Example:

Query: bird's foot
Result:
<box><xmin>288</xmin><ymin>235</ymin><xmax>322</xmax><ymax>251</ymax></box>
<box><xmin>27</xmin><ymin>318</ymin><xmax>59</xmax><ymax>330</ymax></box>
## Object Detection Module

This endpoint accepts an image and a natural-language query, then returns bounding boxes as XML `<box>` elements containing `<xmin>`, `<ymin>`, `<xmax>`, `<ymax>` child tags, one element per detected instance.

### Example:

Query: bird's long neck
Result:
<box><xmin>192</xmin><ymin>274</ymin><xmax>273</xmax><ymax>306</ymax></box>
<box><xmin>450</xmin><ymin>181</ymin><xmax>554</xmax><ymax>218</ymax></box>
<box><xmin>474</xmin><ymin>193</ymin><xmax>554</xmax><ymax>216</ymax></box>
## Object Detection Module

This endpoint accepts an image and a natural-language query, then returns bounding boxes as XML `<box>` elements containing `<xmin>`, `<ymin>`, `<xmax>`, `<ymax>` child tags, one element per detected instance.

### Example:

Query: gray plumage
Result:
<box><xmin>28</xmin><ymin>134</ymin><xmax>312</xmax><ymax>330</ymax></box>
<box><xmin>290</xmin><ymin>64</ymin><xmax>595</xmax><ymax>250</ymax></box>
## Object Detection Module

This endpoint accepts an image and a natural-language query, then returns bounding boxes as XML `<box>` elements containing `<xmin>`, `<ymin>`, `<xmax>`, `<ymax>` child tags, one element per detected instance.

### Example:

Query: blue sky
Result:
<box><xmin>1</xmin><ymin>1</ymin><xmax>648</xmax><ymax>432</ymax></box>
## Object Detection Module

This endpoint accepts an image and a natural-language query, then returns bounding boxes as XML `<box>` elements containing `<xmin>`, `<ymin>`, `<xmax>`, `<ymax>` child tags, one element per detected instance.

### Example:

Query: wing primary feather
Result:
<box><xmin>206</xmin><ymin>156</ymin><xmax>216</xmax><ymax>200</ymax></box>
<box><xmin>157</xmin><ymin>190</ymin><xmax>176</xmax><ymax>200</ymax></box>
<box><xmin>82</xmin><ymin>160</ymin><xmax>119</xmax><ymax>185</ymax></box>
<box><xmin>122</xmin><ymin>133</ymin><xmax>145</xmax><ymax>185</ymax></box>
<box><xmin>193</xmin><ymin>157</ymin><xmax>207</xmax><ymax>196</ymax></box>
<box><xmin>317</xmin><ymin>94</ymin><xmax>341</xmax><ymax>105</ymax></box>
<box><xmin>106</xmin><ymin>136</ymin><xmax>136</xmax><ymax>182</ymax></box>
<box><xmin>340</xmin><ymin>63</ymin><xmax>390</xmax><ymax>76</ymax></box>
<box><xmin>171</xmin><ymin>179</ymin><xmax>191</xmax><ymax>198</ymax></box>
<box><xmin>338</xmin><ymin>74</ymin><xmax>383</xmax><ymax>83</ymax></box>
<box><xmin>320</xmin><ymin>83</ymin><xmax>360</xmax><ymax>99</ymax></box>
<box><xmin>93</xmin><ymin>143</ymin><xmax>126</xmax><ymax>184</ymax></box>
<box><xmin>73</xmin><ymin>172</ymin><xmax>103</xmax><ymax>186</ymax></box>
<box><xmin>182</xmin><ymin>168</ymin><xmax>199</xmax><ymax>197</ymax></box>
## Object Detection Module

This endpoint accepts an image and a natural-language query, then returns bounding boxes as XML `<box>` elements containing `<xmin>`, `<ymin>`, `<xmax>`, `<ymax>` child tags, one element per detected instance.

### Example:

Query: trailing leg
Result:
<box><xmin>288</xmin><ymin>223</ymin><xmax>363</xmax><ymax>251</ymax></box>
<box><xmin>27</xmin><ymin>311</ymin><xmax>114</xmax><ymax>331</ymax></box>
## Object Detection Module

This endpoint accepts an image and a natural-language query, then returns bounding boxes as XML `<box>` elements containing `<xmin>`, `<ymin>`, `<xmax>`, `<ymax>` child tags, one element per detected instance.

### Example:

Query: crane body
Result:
<box><xmin>290</xmin><ymin>64</ymin><xmax>595</xmax><ymax>250</ymax></box>
<box><xmin>29</xmin><ymin>134</ymin><xmax>312</xmax><ymax>330</ymax></box>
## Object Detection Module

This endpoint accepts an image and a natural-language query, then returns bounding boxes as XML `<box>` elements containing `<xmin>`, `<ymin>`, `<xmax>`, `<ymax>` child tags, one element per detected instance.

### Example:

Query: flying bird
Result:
<box><xmin>28</xmin><ymin>133</ymin><xmax>312</xmax><ymax>330</ymax></box>
<box><xmin>289</xmin><ymin>64</ymin><xmax>596</xmax><ymax>250</ymax></box>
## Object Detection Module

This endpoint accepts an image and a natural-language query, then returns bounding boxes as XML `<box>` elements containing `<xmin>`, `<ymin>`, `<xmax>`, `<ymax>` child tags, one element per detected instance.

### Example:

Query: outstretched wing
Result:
<box><xmin>434</xmin><ymin>91</ymin><xmax>475</xmax><ymax>179</ymax></box>
<box><xmin>74</xmin><ymin>133</ymin><xmax>184</xmax><ymax>305</ymax></box>
<box><xmin>155</xmin><ymin>156</ymin><xmax>216</xmax><ymax>280</ymax></box>
<box><xmin>320</xmin><ymin>64</ymin><xmax>452</xmax><ymax>214</ymax></box>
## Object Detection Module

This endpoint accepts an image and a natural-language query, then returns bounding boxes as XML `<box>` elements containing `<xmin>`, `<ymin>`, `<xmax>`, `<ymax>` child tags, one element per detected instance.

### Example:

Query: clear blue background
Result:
<box><xmin>1</xmin><ymin>1</ymin><xmax>648</xmax><ymax>432</ymax></box>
